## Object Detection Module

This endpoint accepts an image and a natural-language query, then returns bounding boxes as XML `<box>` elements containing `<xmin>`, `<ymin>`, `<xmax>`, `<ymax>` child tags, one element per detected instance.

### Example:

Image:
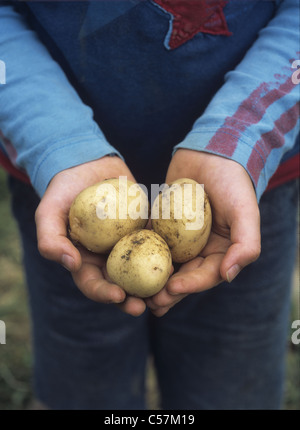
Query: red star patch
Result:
<box><xmin>152</xmin><ymin>0</ymin><xmax>231</xmax><ymax>49</ymax></box>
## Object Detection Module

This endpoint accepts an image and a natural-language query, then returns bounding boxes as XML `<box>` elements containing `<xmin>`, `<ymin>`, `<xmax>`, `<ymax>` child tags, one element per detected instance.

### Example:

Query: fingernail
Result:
<box><xmin>62</xmin><ymin>254</ymin><xmax>75</xmax><ymax>271</ymax></box>
<box><xmin>114</xmin><ymin>297</ymin><xmax>125</xmax><ymax>304</ymax></box>
<box><xmin>226</xmin><ymin>264</ymin><xmax>241</xmax><ymax>283</ymax></box>
<box><xmin>168</xmin><ymin>280</ymin><xmax>183</xmax><ymax>295</ymax></box>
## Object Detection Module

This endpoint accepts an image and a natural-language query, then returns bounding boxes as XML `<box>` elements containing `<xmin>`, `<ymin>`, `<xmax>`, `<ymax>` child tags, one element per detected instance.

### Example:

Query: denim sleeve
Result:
<box><xmin>173</xmin><ymin>0</ymin><xmax>300</xmax><ymax>201</ymax></box>
<box><xmin>0</xmin><ymin>3</ymin><xmax>123</xmax><ymax>197</ymax></box>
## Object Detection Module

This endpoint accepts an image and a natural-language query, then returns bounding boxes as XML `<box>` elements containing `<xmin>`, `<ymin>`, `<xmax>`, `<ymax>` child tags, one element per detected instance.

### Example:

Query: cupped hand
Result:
<box><xmin>35</xmin><ymin>156</ymin><xmax>147</xmax><ymax>317</ymax></box>
<box><xmin>146</xmin><ymin>149</ymin><xmax>261</xmax><ymax>317</ymax></box>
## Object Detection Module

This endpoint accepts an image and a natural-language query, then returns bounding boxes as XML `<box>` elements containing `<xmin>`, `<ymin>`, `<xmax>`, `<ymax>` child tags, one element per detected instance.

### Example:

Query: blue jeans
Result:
<box><xmin>8</xmin><ymin>177</ymin><xmax>298</xmax><ymax>410</ymax></box>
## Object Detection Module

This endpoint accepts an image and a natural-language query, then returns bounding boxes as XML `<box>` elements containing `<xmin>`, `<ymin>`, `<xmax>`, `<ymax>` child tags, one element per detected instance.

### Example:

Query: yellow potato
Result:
<box><xmin>151</xmin><ymin>178</ymin><xmax>212</xmax><ymax>263</ymax></box>
<box><xmin>68</xmin><ymin>178</ymin><xmax>149</xmax><ymax>253</ymax></box>
<box><xmin>106</xmin><ymin>229</ymin><xmax>172</xmax><ymax>298</ymax></box>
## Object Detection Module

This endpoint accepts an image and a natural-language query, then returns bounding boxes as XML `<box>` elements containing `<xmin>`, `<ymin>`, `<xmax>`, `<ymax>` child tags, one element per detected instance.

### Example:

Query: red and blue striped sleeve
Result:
<box><xmin>174</xmin><ymin>0</ymin><xmax>299</xmax><ymax>201</ymax></box>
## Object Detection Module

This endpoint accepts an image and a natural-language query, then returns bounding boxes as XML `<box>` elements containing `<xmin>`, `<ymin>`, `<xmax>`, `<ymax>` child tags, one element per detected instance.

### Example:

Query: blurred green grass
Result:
<box><xmin>0</xmin><ymin>168</ymin><xmax>299</xmax><ymax>410</ymax></box>
<box><xmin>0</xmin><ymin>169</ymin><xmax>33</xmax><ymax>409</ymax></box>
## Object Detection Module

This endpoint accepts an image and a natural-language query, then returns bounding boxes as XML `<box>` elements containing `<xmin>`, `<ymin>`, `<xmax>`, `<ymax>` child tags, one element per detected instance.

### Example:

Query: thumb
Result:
<box><xmin>35</xmin><ymin>198</ymin><xmax>82</xmax><ymax>272</ymax></box>
<box><xmin>220</xmin><ymin>207</ymin><xmax>261</xmax><ymax>282</ymax></box>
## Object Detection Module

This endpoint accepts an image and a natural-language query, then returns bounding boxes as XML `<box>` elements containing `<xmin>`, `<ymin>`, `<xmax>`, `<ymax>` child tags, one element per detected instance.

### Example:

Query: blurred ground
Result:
<box><xmin>0</xmin><ymin>169</ymin><xmax>299</xmax><ymax>410</ymax></box>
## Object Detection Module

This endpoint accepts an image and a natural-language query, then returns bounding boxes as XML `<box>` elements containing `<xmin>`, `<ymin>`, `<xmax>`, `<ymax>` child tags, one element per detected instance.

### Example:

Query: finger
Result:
<box><xmin>145</xmin><ymin>285</ymin><xmax>187</xmax><ymax>312</ymax></box>
<box><xmin>175</xmin><ymin>256</ymin><xmax>205</xmax><ymax>273</ymax></box>
<box><xmin>167</xmin><ymin>253</ymin><xmax>224</xmax><ymax>295</ymax></box>
<box><xmin>117</xmin><ymin>295</ymin><xmax>147</xmax><ymax>317</ymax></box>
<box><xmin>72</xmin><ymin>261</ymin><xmax>126</xmax><ymax>304</ymax></box>
<box><xmin>35</xmin><ymin>201</ymin><xmax>81</xmax><ymax>272</ymax></box>
<box><xmin>150</xmin><ymin>305</ymin><xmax>173</xmax><ymax>318</ymax></box>
<box><xmin>220</xmin><ymin>208</ymin><xmax>261</xmax><ymax>282</ymax></box>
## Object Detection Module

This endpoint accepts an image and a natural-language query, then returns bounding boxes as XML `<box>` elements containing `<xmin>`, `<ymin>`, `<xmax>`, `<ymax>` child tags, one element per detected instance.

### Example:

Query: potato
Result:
<box><xmin>106</xmin><ymin>229</ymin><xmax>172</xmax><ymax>298</ymax></box>
<box><xmin>151</xmin><ymin>178</ymin><xmax>212</xmax><ymax>263</ymax></box>
<box><xmin>68</xmin><ymin>178</ymin><xmax>149</xmax><ymax>253</ymax></box>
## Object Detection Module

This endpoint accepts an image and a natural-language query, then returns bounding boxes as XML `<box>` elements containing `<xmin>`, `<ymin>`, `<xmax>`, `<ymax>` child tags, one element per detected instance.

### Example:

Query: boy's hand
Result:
<box><xmin>35</xmin><ymin>156</ymin><xmax>147</xmax><ymax>317</ymax></box>
<box><xmin>146</xmin><ymin>149</ymin><xmax>261</xmax><ymax>317</ymax></box>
